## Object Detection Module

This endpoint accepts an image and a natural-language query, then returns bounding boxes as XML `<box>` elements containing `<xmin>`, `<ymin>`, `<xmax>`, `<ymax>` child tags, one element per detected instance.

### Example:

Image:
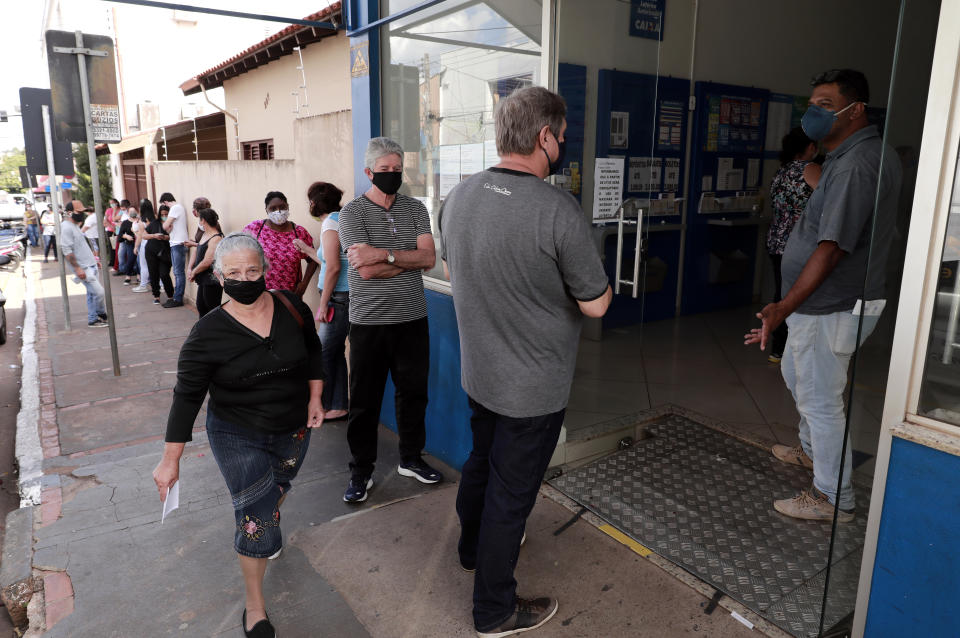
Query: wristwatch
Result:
<box><xmin>386</xmin><ymin>249</ymin><xmax>395</xmax><ymax>264</ymax></box>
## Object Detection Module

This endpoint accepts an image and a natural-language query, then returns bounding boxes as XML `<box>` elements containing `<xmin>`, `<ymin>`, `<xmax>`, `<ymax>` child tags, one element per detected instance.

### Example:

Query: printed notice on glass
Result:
<box><xmin>663</xmin><ymin>158</ymin><xmax>681</xmax><ymax>192</ymax></box>
<box><xmin>483</xmin><ymin>140</ymin><xmax>500</xmax><ymax>168</ymax></box>
<box><xmin>438</xmin><ymin>145</ymin><xmax>461</xmax><ymax>199</ymax></box>
<box><xmin>628</xmin><ymin>157</ymin><xmax>661</xmax><ymax>193</ymax></box>
<box><xmin>593</xmin><ymin>157</ymin><xmax>625</xmax><ymax>222</ymax></box>
<box><xmin>460</xmin><ymin>143</ymin><xmax>484</xmax><ymax>177</ymax></box>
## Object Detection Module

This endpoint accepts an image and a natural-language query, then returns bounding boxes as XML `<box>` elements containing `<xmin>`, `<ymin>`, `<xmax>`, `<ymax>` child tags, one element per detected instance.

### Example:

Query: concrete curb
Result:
<box><xmin>15</xmin><ymin>249</ymin><xmax>43</xmax><ymax>506</ymax></box>
<box><xmin>0</xmin><ymin>507</ymin><xmax>36</xmax><ymax>629</ymax></box>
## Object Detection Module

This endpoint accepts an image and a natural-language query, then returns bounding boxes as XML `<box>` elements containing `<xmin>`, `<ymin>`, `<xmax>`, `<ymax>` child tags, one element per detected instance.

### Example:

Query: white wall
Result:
<box><xmin>153</xmin><ymin>110</ymin><xmax>354</xmax><ymax>310</ymax></box>
<box><xmin>223</xmin><ymin>33</ymin><xmax>351</xmax><ymax>160</ymax></box>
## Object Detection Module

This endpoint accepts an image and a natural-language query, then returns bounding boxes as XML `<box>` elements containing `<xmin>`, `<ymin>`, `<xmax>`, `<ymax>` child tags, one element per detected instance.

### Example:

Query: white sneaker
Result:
<box><xmin>131</xmin><ymin>284</ymin><xmax>150</xmax><ymax>293</ymax></box>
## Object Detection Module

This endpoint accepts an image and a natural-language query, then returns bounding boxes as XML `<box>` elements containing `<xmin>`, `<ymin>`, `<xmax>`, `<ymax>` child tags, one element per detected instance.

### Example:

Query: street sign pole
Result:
<box><xmin>73</xmin><ymin>30</ymin><xmax>121</xmax><ymax>376</ymax></box>
<box><xmin>41</xmin><ymin>105</ymin><xmax>71</xmax><ymax>331</ymax></box>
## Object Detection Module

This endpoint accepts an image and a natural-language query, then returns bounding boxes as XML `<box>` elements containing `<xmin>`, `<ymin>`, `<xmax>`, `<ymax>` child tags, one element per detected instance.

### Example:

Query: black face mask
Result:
<box><xmin>222</xmin><ymin>276</ymin><xmax>266</xmax><ymax>305</ymax></box>
<box><xmin>372</xmin><ymin>171</ymin><xmax>403</xmax><ymax>195</ymax></box>
<box><xmin>71</xmin><ymin>212</ymin><xmax>86</xmax><ymax>224</ymax></box>
<box><xmin>541</xmin><ymin>137</ymin><xmax>566</xmax><ymax>176</ymax></box>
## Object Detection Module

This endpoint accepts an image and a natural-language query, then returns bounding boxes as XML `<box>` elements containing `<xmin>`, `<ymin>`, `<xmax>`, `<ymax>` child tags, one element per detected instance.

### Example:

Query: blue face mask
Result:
<box><xmin>801</xmin><ymin>102</ymin><xmax>858</xmax><ymax>141</ymax></box>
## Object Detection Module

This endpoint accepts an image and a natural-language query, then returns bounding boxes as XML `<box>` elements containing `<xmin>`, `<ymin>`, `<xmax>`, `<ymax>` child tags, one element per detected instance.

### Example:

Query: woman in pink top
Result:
<box><xmin>243</xmin><ymin>191</ymin><xmax>317</xmax><ymax>296</ymax></box>
<box><xmin>104</xmin><ymin>198</ymin><xmax>119</xmax><ymax>269</ymax></box>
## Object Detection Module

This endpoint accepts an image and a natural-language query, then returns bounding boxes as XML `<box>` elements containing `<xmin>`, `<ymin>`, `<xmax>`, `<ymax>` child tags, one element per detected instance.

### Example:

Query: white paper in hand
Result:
<box><xmin>161</xmin><ymin>480</ymin><xmax>180</xmax><ymax>524</ymax></box>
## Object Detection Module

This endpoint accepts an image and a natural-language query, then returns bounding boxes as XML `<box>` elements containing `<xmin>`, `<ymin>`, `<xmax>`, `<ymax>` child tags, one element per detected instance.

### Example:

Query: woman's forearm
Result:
<box><xmin>161</xmin><ymin>442</ymin><xmax>185</xmax><ymax>462</ymax></box>
<box><xmin>309</xmin><ymin>379</ymin><xmax>323</xmax><ymax>401</ymax></box>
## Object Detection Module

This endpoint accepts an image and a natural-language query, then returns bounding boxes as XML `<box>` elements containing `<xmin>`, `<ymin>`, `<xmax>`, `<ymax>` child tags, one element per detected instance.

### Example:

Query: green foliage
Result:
<box><xmin>73</xmin><ymin>143</ymin><xmax>112</xmax><ymax>209</ymax></box>
<box><xmin>0</xmin><ymin>148</ymin><xmax>27</xmax><ymax>193</ymax></box>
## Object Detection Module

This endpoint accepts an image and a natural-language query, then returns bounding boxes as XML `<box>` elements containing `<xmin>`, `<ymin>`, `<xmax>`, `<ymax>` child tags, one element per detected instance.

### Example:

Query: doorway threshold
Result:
<box><xmin>547</xmin><ymin>408</ymin><xmax>868</xmax><ymax>638</ymax></box>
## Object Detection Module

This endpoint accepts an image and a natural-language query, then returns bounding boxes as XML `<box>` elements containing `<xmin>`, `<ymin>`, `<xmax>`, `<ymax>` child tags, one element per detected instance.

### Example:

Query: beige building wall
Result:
<box><xmin>223</xmin><ymin>33</ymin><xmax>351</xmax><ymax>160</ymax></box>
<box><xmin>153</xmin><ymin>110</ymin><xmax>354</xmax><ymax>311</ymax></box>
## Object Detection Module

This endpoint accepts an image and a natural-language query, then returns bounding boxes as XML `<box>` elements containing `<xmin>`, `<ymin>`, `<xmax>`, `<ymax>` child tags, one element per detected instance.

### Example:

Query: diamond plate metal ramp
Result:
<box><xmin>549</xmin><ymin>413</ymin><xmax>869</xmax><ymax>638</ymax></box>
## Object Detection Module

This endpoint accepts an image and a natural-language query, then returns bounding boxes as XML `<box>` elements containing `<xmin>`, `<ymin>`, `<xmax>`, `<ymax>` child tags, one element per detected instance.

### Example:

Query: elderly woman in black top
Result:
<box><xmin>153</xmin><ymin>232</ymin><xmax>324</xmax><ymax>638</ymax></box>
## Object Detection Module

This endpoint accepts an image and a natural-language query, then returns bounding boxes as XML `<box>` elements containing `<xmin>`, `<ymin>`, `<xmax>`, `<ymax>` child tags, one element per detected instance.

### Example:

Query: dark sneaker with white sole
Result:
<box><xmin>461</xmin><ymin>532</ymin><xmax>526</xmax><ymax>573</ymax></box>
<box><xmin>398</xmin><ymin>458</ymin><xmax>443</xmax><ymax>484</ymax></box>
<box><xmin>343</xmin><ymin>475</ymin><xmax>373</xmax><ymax>503</ymax></box>
<box><xmin>476</xmin><ymin>596</ymin><xmax>558</xmax><ymax>637</ymax></box>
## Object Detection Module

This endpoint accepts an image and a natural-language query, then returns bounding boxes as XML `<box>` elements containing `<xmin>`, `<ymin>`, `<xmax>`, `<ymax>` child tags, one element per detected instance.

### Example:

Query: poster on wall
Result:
<box><xmin>628</xmin><ymin>157</ymin><xmax>662</xmax><ymax>193</ymax></box>
<box><xmin>657</xmin><ymin>99</ymin><xmax>684</xmax><ymax>152</ymax></box>
<box><xmin>438</xmin><ymin>145</ymin><xmax>461</xmax><ymax>199</ymax></box>
<box><xmin>593</xmin><ymin>157</ymin><xmax>625</xmax><ymax>221</ymax></box>
<box><xmin>610</xmin><ymin>111</ymin><xmax>630</xmax><ymax>149</ymax></box>
<box><xmin>629</xmin><ymin>0</ymin><xmax>665</xmax><ymax>41</ymax></box>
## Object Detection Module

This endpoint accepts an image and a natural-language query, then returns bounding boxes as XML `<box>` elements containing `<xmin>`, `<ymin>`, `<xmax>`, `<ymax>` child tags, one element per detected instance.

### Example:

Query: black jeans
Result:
<box><xmin>456</xmin><ymin>397</ymin><xmax>564</xmax><ymax>631</ymax></box>
<box><xmin>769</xmin><ymin>253</ymin><xmax>789</xmax><ymax>356</ymax></box>
<box><xmin>43</xmin><ymin>235</ymin><xmax>57</xmax><ymax>261</ymax></box>
<box><xmin>146</xmin><ymin>251</ymin><xmax>174</xmax><ymax>300</ymax></box>
<box><xmin>347</xmin><ymin>318</ymin><xmax>429</xmax><ymax>476</ymax></box>
<box><xmin>195</xmin><ymin>283</ymin><xmax>223</xmax><ymax>316</ymax></box>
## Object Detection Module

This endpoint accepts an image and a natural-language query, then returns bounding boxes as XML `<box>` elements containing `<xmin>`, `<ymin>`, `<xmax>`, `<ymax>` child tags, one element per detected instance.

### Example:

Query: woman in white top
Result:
<box><xmin>40</xmin><ymin>208</ymin><xmax>58</xmax><ymax>262</ymax></box>
<box><xmin>294</xmin><ymin>181</ymin><xmax>350</xmax><ymax>420</ymax></box>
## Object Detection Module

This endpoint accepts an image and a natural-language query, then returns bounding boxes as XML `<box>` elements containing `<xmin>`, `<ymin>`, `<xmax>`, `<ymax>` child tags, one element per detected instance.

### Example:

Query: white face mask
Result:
<box><xmin>198</xmin><ymin>220</ymin><xmax>206</xmax><ymax>232</ymax></box>
<box><xmin>267</xmin><ymin>209</ymin><xmax>290</xmax><ymax>225</ymax></box>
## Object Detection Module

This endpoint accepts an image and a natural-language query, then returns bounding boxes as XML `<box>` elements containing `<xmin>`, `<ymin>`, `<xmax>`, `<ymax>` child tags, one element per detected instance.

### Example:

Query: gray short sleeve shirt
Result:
<box><xmin>439</xmin><ymin>168</ymin><xmax>609</xmax><ymax>418</ymax></box>
<box><xmin>781</xmin><ymin>126</ymin><xmax>902</xmax><ymax>314</ymax></box>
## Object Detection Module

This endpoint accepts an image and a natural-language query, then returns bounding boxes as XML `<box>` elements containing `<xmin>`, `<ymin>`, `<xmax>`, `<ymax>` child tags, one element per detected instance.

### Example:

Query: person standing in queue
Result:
<box><xmin>144</xmin><ymin>205</ymin><xmax>174</xmax><ymax>306</ymax></box>
<box><xmin>294</xmin><ymin>181</ymin><xmax>350</xmax><ymax>421</ymax></box>
<box><xmin>23</xmin><ymin>203</ymin><xmax>39</xmax><ymax>247</ymax></box>
<box><xmin>244</xmin><ymin>191</ymin><xmax>318</xmax><ymax>296</ymax></box>
<box><xmin>188</xmin><ymin>208</ymin><xmax>225</xmax><ymax>317</ymax></box>
<box><xmin>338</xmin><ymin>137</ymin><xmax>443</xmax><ymax>504</ymax></box>
<box><xmin>439</xmin><ymin>86</ymin><xmax>612</xmax><ymax>637</ymax></box>
<box><xmin>153</xmin><ymin>232</ymin><xmax>324</xmax><ymax>638</ymax></box>
<box><xmin>160</xmin><ymin>192</ymin><xmax>189</xmax><ymax>308</ymax></box>
<box><xmin>60</xmin><ymin>201</ymin><xmax>109</xmax><ymax>328</ymax></box>
<box><xmin>745</xmin><ymin>69</ymin><xmax>902</xmax><ymax>522</ymax></box>
<box><xmin>40</xmin><ymin>205</ymin><xmax>58</xmax><ymax>262</ymax></box>
<box><xmin>765</xmin><ymin>127</ymin><xmax>817</xmax><ymax>364</ymax></box>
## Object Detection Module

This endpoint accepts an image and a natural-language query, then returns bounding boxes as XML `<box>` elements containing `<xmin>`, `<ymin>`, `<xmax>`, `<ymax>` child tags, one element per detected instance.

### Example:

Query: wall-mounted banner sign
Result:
<box><xmin>630</xmin><ymin>0</ymin><xmax>665</xmax><ymax>41</ymax></box>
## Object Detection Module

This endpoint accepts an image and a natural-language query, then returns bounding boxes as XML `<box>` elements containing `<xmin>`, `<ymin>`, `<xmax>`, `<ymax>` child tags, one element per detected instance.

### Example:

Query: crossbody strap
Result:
<box><xmin>270</xmin><ymin>290</ymin><xmax>304</xmax><ymax>329</ymax></box>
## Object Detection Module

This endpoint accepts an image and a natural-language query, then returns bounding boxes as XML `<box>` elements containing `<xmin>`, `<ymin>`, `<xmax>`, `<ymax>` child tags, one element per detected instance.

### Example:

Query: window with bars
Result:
<box><xmin>242</xmin><ymin>139</ymin><xmax>275</xmax><ymax>160</ymax></box>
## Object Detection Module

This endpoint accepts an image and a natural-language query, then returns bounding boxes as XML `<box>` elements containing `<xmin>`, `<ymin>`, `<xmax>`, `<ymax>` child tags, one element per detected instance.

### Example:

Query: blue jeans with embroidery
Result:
<box><xmin>781</xmin><ymin>311</ymin><xmax>879</xmax><ymax>511</ymax></box>
<box><xmin>205</xmin><ymin>410</ymin><xmax>311</xmax><ymax>558</ymax></box>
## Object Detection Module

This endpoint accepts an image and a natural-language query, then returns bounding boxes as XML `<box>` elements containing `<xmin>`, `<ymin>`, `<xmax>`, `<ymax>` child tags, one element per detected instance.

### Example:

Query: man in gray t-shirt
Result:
<box><xmin>746</xmin><ymin>69</ymin><xmax>901</xmax><ymax>524</ymax></box>
<box><xmin>440</xmin><ymin>86</ymin><xmax>611</xmax><ymax>637</ymax></box>
<box><xmin>61</xmin><ymin>203</ymin><xmax>109</xmax><ymax>327</ymax></box>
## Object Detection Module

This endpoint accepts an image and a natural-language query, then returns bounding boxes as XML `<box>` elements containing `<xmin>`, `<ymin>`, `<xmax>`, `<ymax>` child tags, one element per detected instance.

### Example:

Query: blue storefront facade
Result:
<box><xmin>342</xmin><ymin>1</ymin><xmax>960</xmax><ymax>636</ymax></box>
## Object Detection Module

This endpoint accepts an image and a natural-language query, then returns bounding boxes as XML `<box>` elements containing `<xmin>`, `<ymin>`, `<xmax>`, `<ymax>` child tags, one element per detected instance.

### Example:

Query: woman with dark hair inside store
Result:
<box><xmin>766</xmin><ymin>126</ymin><xmax>818</xmax><ymax>363</ymax></box>
<box><xmin>243</xmin><ymin>191</ymin><xmax>318</xmax><ymax>296</ymax></box>
<box><xmin>144</xmin><ymin>204</ymin><xmax>174</xmax><ymax>306</ymax></box>
<box><xmin>294</xmin><ymin>181</ymin><xmax>349</xmax><ymax>421</ymax></box>
<box><xmin>153</xmin><ymin>232</ymin><xmax>325</xmax><ymax>638</ymax></box>
<box><xmin>187</xmin><ymin>208</ymin><xmax>225</xmax><ymax>316</ymax></box>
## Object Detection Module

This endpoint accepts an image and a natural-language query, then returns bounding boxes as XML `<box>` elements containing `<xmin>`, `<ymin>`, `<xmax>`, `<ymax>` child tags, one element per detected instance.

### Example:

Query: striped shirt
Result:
<box><xmin>338</xmin><ymin>193</ymin><xmax>432</xmax><ymax>325</ymax></box>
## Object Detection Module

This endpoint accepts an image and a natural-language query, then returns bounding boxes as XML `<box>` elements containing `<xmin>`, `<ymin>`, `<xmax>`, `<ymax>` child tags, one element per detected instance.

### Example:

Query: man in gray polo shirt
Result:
<box><xmin>440</xmin><ymin>86</ymin><xmax>611</xmax><ymax>637</ymax></box>
<box><xmin>745</xmin><ymin>69</ymin><xmax>901</xmax><ymax>522</ymax></box>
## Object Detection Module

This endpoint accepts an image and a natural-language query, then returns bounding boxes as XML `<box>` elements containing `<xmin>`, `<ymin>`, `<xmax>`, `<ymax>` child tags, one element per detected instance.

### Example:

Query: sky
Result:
<box><xmin>0</xmin><ymin>0</ymin><xmax>331</xmax><ymax>152</ymax></box>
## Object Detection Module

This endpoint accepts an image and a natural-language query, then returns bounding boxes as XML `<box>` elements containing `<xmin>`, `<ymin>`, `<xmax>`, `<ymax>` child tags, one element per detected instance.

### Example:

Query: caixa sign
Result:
<box><xmin>629</xmin><ymin>0</ymin><xmax>665</xmax><ymax>41</ymax></box>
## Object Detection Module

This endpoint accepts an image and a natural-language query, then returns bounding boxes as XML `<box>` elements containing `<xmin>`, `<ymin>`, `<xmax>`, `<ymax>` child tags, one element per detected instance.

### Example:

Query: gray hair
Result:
<box><xmin>213</xmin><ymin>232</ymin><xmax>270</xmax><ymax>276</ymax></box>
<box><xmin>494</xmin><ymin>86</ymin><xmax>566</xmax><ymax>156</ymax></box>
<box><xmin>364</xmin><ymin>136</ymin><xmax>404</xmax><ymax>170</ymax></box>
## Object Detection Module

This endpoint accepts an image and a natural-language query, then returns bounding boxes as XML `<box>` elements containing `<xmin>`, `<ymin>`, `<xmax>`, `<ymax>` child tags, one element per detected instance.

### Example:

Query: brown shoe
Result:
<box><xmin>774</xmin><ymin>488</ymin><xmax>854</xmax><ymax>522</ymax></box>
<box><xmin>772</xmin><ymin>443</ymin><xmax>813</xmax><ymax>469</ymax></box>
<box><xmin>476</xmin><ymin>597</ymin><xmax>558</xmax><ymax>637</ymax></box>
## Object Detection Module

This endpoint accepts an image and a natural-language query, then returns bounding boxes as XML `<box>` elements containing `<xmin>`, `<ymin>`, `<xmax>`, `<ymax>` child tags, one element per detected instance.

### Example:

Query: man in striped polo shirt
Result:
<box><xmin>339</xmin><ymin>137</ymin><xmax>443</xmax><ymax>504</ymax></box>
